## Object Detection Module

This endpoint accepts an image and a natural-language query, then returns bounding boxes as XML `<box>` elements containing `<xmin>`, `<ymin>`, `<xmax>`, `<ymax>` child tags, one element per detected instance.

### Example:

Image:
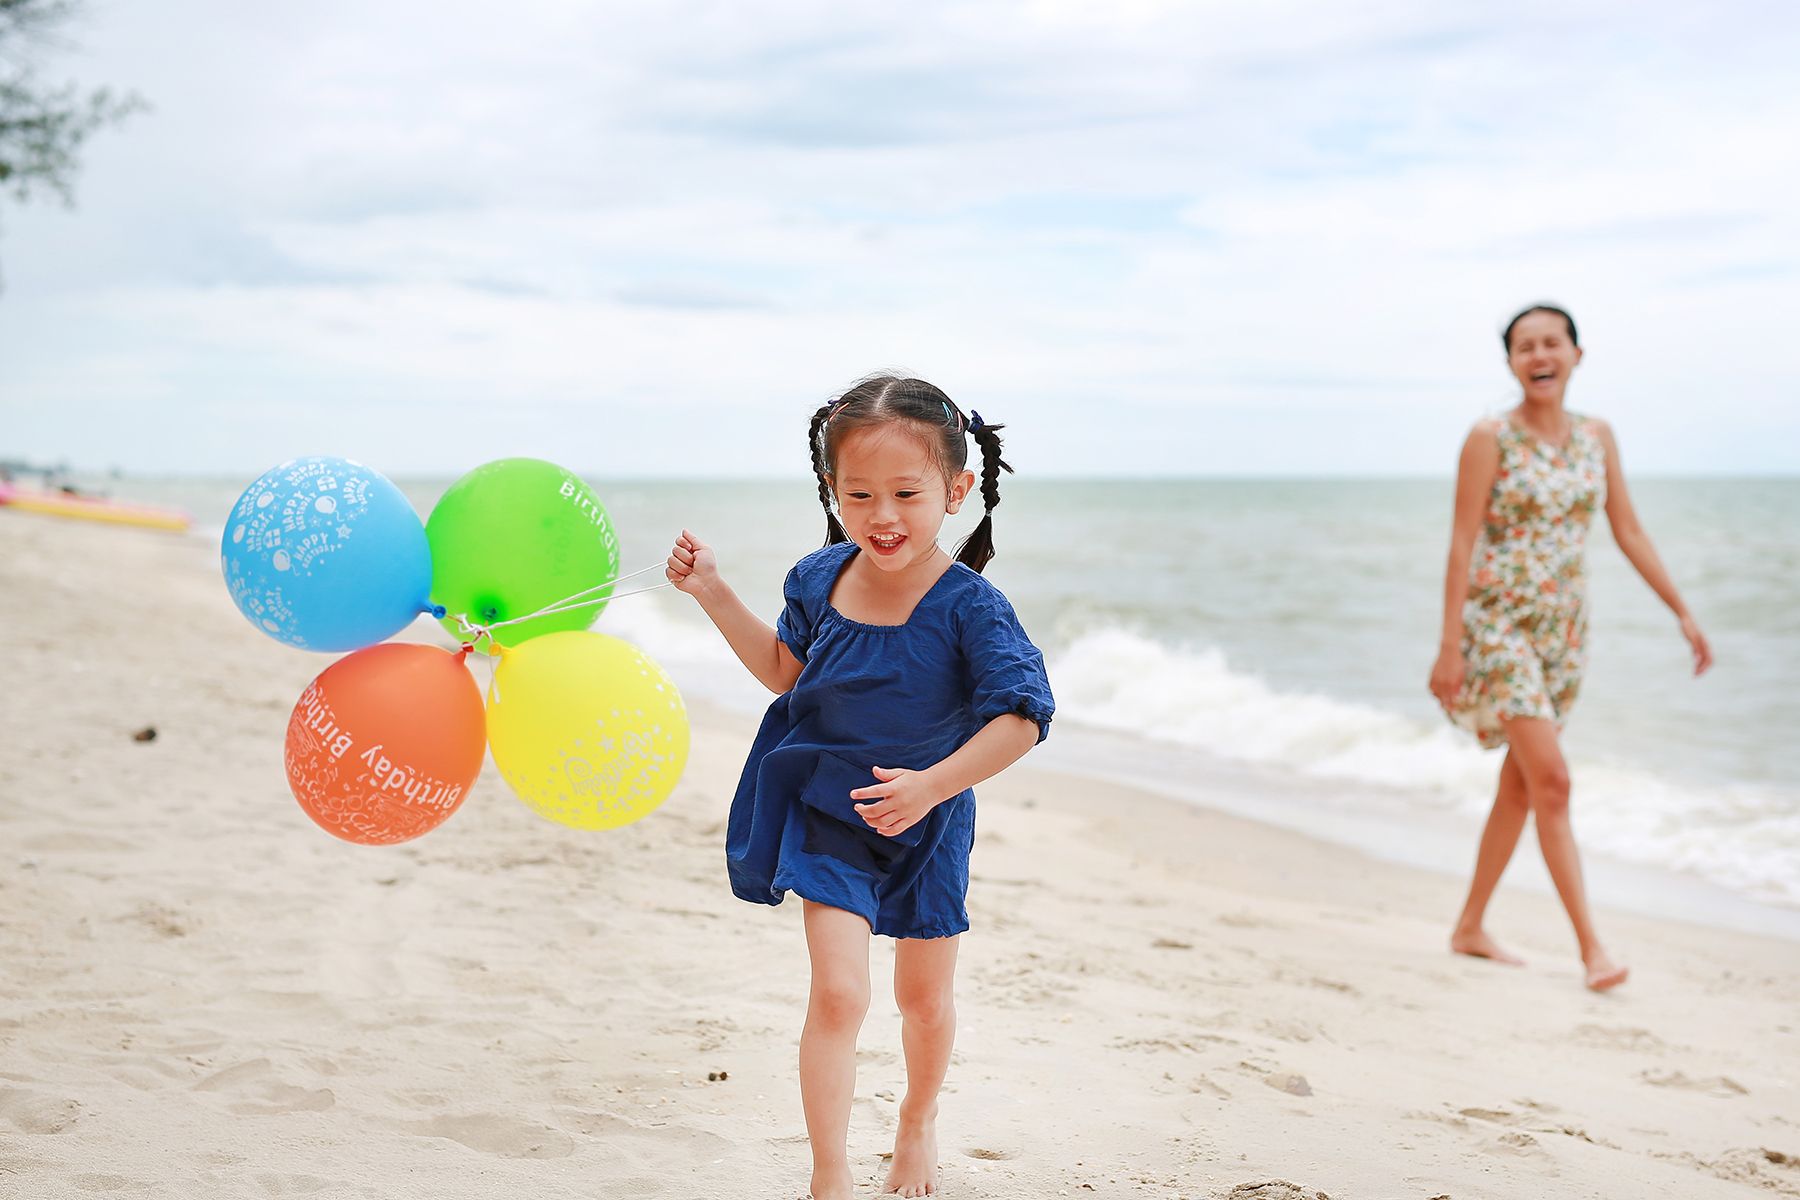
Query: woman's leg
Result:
<box><xmin>800</xmin><ymin>900</ymin><xmax>873</xmax><ymax>1200</ymax></box>
<box><xmin>882</xmin><ymin>934</ymin><xmax>960</xmax><ymax>1197</ymax></box>
<box><xmin>1451</xmin><ymin>750</ymin><xmax>1530</xmax><ymax>964</ymax></box>
<box><xmin>1503</xmin><ymin>717</ymin><xmax>1628</xmax><ymax>990</ymax></box>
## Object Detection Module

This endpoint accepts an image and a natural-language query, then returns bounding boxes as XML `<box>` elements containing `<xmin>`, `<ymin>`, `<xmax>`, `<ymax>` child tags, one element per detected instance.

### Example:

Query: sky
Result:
<box><xmin>1</xmin><ymin>0</ymin><xmax>1796</xmax><ymax>479</ymax></box>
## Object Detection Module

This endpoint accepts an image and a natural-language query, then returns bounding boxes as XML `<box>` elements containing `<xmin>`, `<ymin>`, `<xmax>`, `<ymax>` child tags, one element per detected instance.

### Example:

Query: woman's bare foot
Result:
<box><xmin>883</xmin><ymin>1107</ymin><xmax>940</xmax><ymax>1197</ymax></box>
<box><xmin>808</xmin><ymin>1162</ymin><xmax>855</xmax><ymax>1200</ymax></box>
<box><xmin>1584</xmin><ymin>950</ymin><xmax>1629</xmax><ymax>992</ymax></box>
<box><xmin>1450</xmin><ymin>926</ymin><xmax>1525</xmax><ymax>966</ymax></box>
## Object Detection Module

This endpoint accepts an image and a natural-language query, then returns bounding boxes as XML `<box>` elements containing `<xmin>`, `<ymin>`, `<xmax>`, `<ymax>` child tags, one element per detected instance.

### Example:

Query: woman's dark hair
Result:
<box><xmin>807</xmin><ymin>375</ymin><xmax>1011</xmax><ymax>573</ymax></box>
<box><xmin>1503</xmin><ymin>304</ymin><xmax>1578</xmax><ymax>352</ymax></box>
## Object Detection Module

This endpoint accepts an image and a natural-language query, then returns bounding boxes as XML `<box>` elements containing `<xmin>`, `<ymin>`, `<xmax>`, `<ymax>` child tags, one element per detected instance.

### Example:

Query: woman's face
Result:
<box><xmin>1507</xmin><ymin>310</ymin><xmax>1583</xmax><ymax>403</ymax></box>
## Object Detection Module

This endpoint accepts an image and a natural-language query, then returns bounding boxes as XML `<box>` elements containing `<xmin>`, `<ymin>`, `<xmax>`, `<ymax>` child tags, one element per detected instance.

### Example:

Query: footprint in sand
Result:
<box><xmin>1263</xmin><ymin>1072</ymin><xmax>1313</xmax><ymax>1097</ymax></box>
<box><xmin>1457</xmin><ymin>1106</ymin><xmax>1519</xmax><ymax>1124</ymax></box>
<box><xmin>108</xmin><ymin>1060</ymin><xmax>192</xmax><ymax>1092</ymax></box>
<box><xmin>402</xmin><ymin>1112</ymin><xmax>576</xmax><ymax>1159</ymax></box>
<box><xmin>1640</xmin><ymin>1068</ymin><xmax>1748</xmax><ymax>1097</ymax></box>
<box><xmin>964</xmin><ymin>1147</ymin><xmax>1012</xmax><ymax>1160</ymax></box>
<box><xmin>1570</xmin><ymin>1023</ymin><xmax>1669</xmax><ymax>1052</ymax></box>
<box><xmin>1487</xmin><ymin>1130</ymin><xmax>1543</xmax><ymax>1156</ymax></box>
<box><xmin>1257</xmin><ymin>1018</ymin><xmax>1321</xmax><ymax>1044</ymax></box>
<box><xmin>247</xmin><ymin>1172</ymin><xmax>339</xmax><ymax>1196</ymax></box>
<box><xmin>192</xmin><ymin>1059</ymin><xmax>335</xmax><ymax>1116</ymax></box>
<box><xmin>67</xmin><ymin>1173</ymin><xmax>155</xmax><ymax>1193</ymax></box>
<box><xmin>0</xmin><ymin>1087</ymin><xmax>83</xmax><ymax>1133</ymax></box>
<box><xmin>1217</xmin><ymin>911</ymin><xmax>1285</xmax><ymax>930</ymax></box>
<box><xmin>1225</xmin><ymin>1182</ymin><xmax>1330</xmax><ymax>1199</ymax></box>
<box><xmin>556</xmin><ymin>1108</ymin><xmax>733</xmax><ymax>1160</ymax></box>
<box><xmin>1654</xmin><ymin>1146</ymin><xmax>1792</xmax><ymax>1192</ymax></box>
<box><xmin>123</xmin><ymin>901</ymin><xmax>189</xmax><ymax>939</ymax></box>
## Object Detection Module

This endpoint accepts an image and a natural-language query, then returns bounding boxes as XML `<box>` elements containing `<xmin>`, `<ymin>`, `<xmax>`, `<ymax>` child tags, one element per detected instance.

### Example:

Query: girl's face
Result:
<box><xmin>829</xmin><ymin>423</ymin><xmax>974</xmax><ymax>575</ymax></box>
<box><xmin>1507</xmin><ymin>310</ymin><xmax>1583</xmax><ymax>403</ymax></box>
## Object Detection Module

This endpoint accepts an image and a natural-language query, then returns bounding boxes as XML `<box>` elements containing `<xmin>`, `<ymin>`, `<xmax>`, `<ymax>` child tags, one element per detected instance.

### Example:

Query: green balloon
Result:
<box><xmin>427</xmin><ymin>458</ymin><xmax>622</xmax><ymax>653</ymax></box>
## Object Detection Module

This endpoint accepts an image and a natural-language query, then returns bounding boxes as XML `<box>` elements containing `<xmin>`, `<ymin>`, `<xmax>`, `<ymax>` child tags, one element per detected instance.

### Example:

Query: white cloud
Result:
<box><xmin>1</xmin><ymin>0</ymin><xmax>1795</xmax><ymax>475</ymax></box>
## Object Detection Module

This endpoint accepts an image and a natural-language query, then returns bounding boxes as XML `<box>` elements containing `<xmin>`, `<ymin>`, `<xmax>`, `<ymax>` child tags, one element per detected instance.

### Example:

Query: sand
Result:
<box><xmin>2</xmin><ymin>510</ymin><xmax>1796</xmax><ymax>1199</ymax></box>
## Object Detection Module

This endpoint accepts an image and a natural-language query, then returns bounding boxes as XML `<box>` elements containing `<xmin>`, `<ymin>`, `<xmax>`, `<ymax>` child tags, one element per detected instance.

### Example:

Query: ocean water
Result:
<box><xmin>119</xmin><ymin>473</ymin><xmax>1800</xmax><ymax>914</ymax></box>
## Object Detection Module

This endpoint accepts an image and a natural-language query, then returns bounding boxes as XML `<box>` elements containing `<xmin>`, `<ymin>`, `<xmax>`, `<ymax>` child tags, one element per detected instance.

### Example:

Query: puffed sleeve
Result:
<box><xmin>775</xmin><ymin>562</ymin><xmax>813</xmax><ymax>664</ymax></box>
<box><xmin>961</xmin><ymin>589</ymin><xmax>1055</xmax><ymax>743</ymax></box>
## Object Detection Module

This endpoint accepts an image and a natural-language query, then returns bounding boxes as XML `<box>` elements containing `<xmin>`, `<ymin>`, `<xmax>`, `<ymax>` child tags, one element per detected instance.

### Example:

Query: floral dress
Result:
<box><xmin>1450</xmin><ymin>415</ymin><xmax>1607</xmax><ymax>749</ymax></box>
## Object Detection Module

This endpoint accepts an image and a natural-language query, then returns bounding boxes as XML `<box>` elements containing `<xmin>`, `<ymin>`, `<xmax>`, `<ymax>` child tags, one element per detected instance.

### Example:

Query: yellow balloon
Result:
<box><xmin>486</xmin><ymin>630</ymin><xmax>690</xmax><ymax>830</ymax></box>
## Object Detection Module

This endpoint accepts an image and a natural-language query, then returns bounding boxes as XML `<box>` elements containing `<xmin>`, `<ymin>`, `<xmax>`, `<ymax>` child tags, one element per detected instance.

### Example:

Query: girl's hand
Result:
<box><xmin>1428</xmin><ymin>645</ymin><xmax>1465</xmax><ymax>711</ymax></box>
<box><xmin>852</xmin><ymin>766</ymin><xmax>944</xmax><ymax>839</ymax></box>
<box><xmin>665</xmin><ymin>529</ymin><xmax>718</xmax><ymax>597</ymax></box>
<box><xmin>1679</xmin><ymin>614</ymin><xmax>1714</xmax><ymax>676</ymax></box>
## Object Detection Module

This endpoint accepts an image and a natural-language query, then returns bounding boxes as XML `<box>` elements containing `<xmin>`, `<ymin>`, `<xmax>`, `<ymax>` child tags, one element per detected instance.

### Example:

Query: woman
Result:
<box><xmin>1429</xmin><ymin>304</ymin><xmax>1713</xmax><ymax>991</ymax></box>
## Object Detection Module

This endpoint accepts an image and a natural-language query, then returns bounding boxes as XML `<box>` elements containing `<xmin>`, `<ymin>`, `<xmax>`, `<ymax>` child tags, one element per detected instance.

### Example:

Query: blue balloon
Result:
<box><xmin>222</xmin><ymin>457</ymin><xmax>439</xmax><ymax>652</ymax></box>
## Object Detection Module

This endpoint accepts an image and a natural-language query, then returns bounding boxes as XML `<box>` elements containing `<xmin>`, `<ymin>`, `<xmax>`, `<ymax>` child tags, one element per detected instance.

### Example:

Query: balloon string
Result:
<box><xmin>507</xmin><ymin>560</ymin><xmax>668</xmax><ymax>612</ymax></box>
<box><xmin>486</xmin><ymin>565</ymin><xmax>673</xmax><ymax>628</ymax></box>
<box><xmin>500</xmin><ymin>580</ymin><xmax>672</xmax><ymax>622</ymax></box>
<box><xmin>471</xmin><ymin>640</ymin><xmax>499</xmax><ymax>699</ymax></box>
<box><xmin>450</xmin><ymin>559</ymin><xmax>675</xmax><ymax>653</ymax></box>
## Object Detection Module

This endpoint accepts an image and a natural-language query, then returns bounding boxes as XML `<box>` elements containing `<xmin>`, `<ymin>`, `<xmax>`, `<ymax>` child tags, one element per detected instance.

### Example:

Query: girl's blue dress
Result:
<box><xmin>727</xmin><ymin>541</ymin><xmax>1055</xmax><ymax>939</ymax></box>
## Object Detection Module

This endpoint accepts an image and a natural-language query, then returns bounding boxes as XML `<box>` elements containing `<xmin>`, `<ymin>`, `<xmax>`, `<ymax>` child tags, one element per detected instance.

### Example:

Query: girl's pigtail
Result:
<box><xmin>954</xmin><ymin>419</ymin><xmax>1012</xmax><ymax>573</ymax></box>
<box><xmin>809</xmin><ymin>403</ymin><xmax>851</xmax><ymax>547</ymax></box>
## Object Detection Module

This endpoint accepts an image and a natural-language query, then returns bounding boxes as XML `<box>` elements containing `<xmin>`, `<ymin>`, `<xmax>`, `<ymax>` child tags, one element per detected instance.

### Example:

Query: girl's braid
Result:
<box><xmin>954</xmin><ymin>417</ymin><xmax>1012</xmax><ymax>573</ymax></box>
<box><xmin>808</xmin><ymin>402</ymin><xmax>850</xmax><ymax>546</ymax></box>
<box><xmin>973</xmin><ymin>421</ymin><xmax>1010</xmax><ymax>513</ymax></box>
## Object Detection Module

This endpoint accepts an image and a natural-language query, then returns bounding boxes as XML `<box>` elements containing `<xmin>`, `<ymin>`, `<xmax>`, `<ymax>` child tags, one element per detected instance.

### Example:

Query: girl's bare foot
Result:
<box><xmin>1450</xmin><ymin>926</ymin><xmax>1526</xmax><ymax>966</ymax></box>
<box><xmin>1584</xmin><ymin>950</ymin><xmax>1629</xmax><ymax>992</ymax></box>
<box><xmin>809</xmin><ymin>1162</ymin><xmax>855</xmax><ymax>1200</ymax></box>
<box><xmin>883</xmin><ymin>1107</ymin><xmax>940</xmax><ymax>1197</ymax></box>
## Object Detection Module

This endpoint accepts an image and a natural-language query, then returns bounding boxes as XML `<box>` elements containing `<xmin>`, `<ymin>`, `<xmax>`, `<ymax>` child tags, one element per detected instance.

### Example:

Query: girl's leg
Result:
<box><xmin>1503</xmin><ymin>717</ymin><xmax>1628</xmax><ymax>991</ymax></box>
<box><xmin>1450</xmin><ymin>750</ymin><xmax>1529</xmax><ymax>964</ymax></box>
<box><xmin>800</xmin><ymin>901</ymin><xmax>872</xmax><ymax>1200</ymax></box>
<box><xmin>882</xmin><ymin>934</ymin><xmax>959</xmax><ymax>1197</ymax></box>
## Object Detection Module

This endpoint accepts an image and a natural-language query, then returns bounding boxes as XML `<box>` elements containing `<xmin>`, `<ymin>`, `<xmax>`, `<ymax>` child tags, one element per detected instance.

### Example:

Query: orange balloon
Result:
<box><xmin>285</xmin><ymin>643</ymin><xmax>486</xmax><ymax>844</ymax></box>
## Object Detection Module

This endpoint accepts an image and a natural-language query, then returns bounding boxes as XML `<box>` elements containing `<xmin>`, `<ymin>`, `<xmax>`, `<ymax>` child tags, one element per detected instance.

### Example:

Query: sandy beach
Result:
<box><xmin>2</xmin><ymin>510</ymin><xmax>1796</xmax><ymax>1199</ymax></box>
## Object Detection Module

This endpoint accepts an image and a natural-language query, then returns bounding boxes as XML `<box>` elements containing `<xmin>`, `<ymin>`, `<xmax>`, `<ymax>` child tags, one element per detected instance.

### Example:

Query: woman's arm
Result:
<box><xmin>1594</xmin><ymin>422</ymin><xmax>1714</xmax><ymax>675</ymax></box>
<box><xmin>1428</xmin><ymin>422</ymin><xmax>1501</xmax><ymax>708</ymax></box>
<box><xmin>850</xmin><ymin>713</ymin><xmax>1041</xmax><ymax>839</ymax></box>
<box><xmin>666</xmin><ymin>529</ymin><xmax>804</xmax><ymax>694</ymax></box>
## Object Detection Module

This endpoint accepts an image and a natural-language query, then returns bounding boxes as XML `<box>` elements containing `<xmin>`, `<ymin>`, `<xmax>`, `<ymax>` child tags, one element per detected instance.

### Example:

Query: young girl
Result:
<box><xmin>665</xmin><ymin>375</ymin><xmax>1053</xmax><ymax>1199</ymax></box>
<box><xmin>1429</xmin><ymin>305</ymin><xmax>1713</xmax><ymax>991</ymax></box>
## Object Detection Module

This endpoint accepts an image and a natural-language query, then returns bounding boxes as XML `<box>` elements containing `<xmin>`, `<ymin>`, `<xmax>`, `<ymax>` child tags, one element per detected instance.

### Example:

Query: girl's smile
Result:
<box><xmin>829</xmin><ymin>425</ymin><xmax>973</xmax><ymax>575</ymax></box>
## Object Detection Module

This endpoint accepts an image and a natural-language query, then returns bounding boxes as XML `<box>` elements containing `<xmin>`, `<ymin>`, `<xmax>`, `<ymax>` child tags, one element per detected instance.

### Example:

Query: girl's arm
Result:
<box><xmin>1428</xmin><ymin>422</ymin><xmax>1501</xmax><ymax>709</ymax></box>
<box><xmin>666</xmin><ymin>529</ymin><xmax>804</xmax><ymax>694</ymax></box>
<box><xmin>1594</xmin><ymin>422</ymin><xmax>1714</xmax><ymax>675</ymax></box>
<box><xmin>851</xmin><ymin>713</ymin><xmax>1041</xmax><ymax>839</ymax></box>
